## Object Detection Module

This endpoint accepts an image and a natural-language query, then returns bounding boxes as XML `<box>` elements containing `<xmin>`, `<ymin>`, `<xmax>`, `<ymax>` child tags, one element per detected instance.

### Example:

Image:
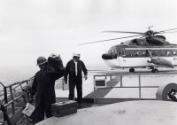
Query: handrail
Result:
<box><xmin>0</xmin><ymin>76</ymin><xmax>34</xmax><ymax>125</ymax></box>
<box><xmin>93</xmin><ymin>71</ymin><xmax>177</xmax><ymax>100</ymax></box>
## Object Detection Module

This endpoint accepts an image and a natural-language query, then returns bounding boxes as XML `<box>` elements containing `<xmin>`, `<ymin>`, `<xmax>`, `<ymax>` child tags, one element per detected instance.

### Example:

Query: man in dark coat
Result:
<box><xmin>64</xmin><ymin>53</ymin><xmax>88</xmax><ymax>105</ymax></box>
<box><xmin>31</xmin><ymin>56</ymin><xmax>64</xmax><ymax>123</ymax></box>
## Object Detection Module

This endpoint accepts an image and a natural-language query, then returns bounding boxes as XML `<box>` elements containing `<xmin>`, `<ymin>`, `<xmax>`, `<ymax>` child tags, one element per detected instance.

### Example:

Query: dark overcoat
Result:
<box><xmin>31</xmin><ymin>67</ymin><xmax>64</xmax><ymax>114</ymax></box>
<box><xmin>64</xmin><ymin>59</ymin><xmax>87</xmax><ymax>82</ymax></box>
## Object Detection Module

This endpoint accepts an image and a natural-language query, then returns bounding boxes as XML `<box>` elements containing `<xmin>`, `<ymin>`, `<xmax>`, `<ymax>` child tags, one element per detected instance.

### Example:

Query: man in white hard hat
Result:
<box><xmin>64</xmin><ymin>53</ymin><xmax>88</xmax><ymax>107</ymax></box>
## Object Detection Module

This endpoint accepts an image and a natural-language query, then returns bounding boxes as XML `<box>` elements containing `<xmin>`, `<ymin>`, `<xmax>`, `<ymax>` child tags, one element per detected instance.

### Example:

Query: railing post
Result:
<box><xmin>138</xmin><ymin>74</ymin><xmax>142</xmax><ymax>99</ymax></box>
<box><xmin>110</xmin><ymin>75</ymin><xmax>112</xmax><ymax>80</ymax></box>
<box><xmin>0</xmin><ymin>104</ymin><xmax>12</xmax><ymax>125</ymax></box>
<box><xmin>0</xmin><ymin>82</ymin><xmax>8</xmax><ymax>103</ymax></box>
<box><xmin>62</xmin><ymin>78</ymin><xmax>65</xmax><ymax>90</ymax></box>
<box><xmin>93</xmin><ymin>75</ymin><xmax>96</xmax><ymax>103</ymax></box>
<box><xmin>105</xmin><ymin>74</ymin><xmax>107</xmax><ymax>87</ymax></box>
<box><xmin>19</xmin><ymin>82</ymin><xmax>28</xmax><ymax>103</ymax></box>
<box><xmin>9</xmin><ymin>86</ymin><xmax>15</xmax><ymax>115</ymax></box>
<box><xmin>120</xmin><ymin>74</ymin><xmax>123</xmax><ymax>87</ymax></box>
<box><xmin>93</xmin><ymin>75</ymin><xmax>96</xmax><ymax>91</ymax></box>
<box><xmin>4</xmin><ymin>87</ymin><xmax>8</xmax><ymax>103</ymax></box>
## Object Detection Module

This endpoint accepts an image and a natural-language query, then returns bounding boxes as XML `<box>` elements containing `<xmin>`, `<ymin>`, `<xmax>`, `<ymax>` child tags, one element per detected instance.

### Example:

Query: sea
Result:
<box><xmin>0</xmin><ymin>64</ymin><xmax>108</xmax><ymax>85</ymax></box>
<box><xmin>0</xmin><ymin>66</ymin><xmax>37</xmax><ymax>86</ymax></box>
<box><xmin>1</xmin><ymin>64</ymin><xmax>177</xmax><ymax>99</ymax></box>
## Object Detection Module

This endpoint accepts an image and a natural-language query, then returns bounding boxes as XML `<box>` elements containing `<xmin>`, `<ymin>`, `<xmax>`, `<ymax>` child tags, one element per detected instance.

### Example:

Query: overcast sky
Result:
<box><xmin>0</xmin><ymin>0</ymin><xmax>177</xmax><ymax>70</ymax></box>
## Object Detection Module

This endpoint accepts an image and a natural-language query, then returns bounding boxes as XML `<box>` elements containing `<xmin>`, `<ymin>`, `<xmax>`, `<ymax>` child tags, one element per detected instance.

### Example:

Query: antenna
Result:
<box><xmin>147</xmin><ymin>25</ymin><xmax>153</xmax><ymax>30</ymax></box>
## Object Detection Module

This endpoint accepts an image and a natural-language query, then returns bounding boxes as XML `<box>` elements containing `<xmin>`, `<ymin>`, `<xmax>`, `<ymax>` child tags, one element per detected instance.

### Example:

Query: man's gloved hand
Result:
<box><xmin>84</xmin><ymin>75</ymin><xmax>88</xmax><ymax>80</ymax></box>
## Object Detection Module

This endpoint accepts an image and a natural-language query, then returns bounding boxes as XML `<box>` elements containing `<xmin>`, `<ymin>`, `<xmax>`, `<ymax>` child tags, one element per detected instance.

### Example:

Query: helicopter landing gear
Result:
<box><xmin>129</xmin><ymin>68</ymin><xmax>135</xmax><ymax>72</ymax></box>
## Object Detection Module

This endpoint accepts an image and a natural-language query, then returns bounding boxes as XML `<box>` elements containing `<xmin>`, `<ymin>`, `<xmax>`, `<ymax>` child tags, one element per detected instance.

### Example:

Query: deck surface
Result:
<box><xmin>36</xmin><ymin>100</ymin><xmax>177</xmax><ymax>125</ymax></box>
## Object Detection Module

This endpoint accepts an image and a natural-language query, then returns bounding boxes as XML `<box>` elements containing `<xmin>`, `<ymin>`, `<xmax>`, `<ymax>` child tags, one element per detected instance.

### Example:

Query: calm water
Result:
<box><xmin>0</xmin><ymin>66</ymin><xmax>36</xmax><ymax>85</ymax></box>
<box><xmin>0</xmin><ymin>64</ymin><xmax>108</xmax><ymax>85</ymax></box>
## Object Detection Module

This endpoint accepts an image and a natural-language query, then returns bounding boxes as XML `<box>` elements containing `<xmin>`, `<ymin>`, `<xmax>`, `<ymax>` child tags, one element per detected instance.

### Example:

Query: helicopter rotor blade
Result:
<box><xmin>79</xmin><ymin>34</ymin><xmax>141</xmax><ymax>45</ymax></box>
<box><xmin>157</xmin><ymin>28</ymin><xmax>177</xmax><ymax>34</ymax></box>
<box><xmin>103</xmin><ymin>31</ymin><xmax>145</xmax><ymax>35</ymax></box>
<box><xmin>162</xmin><ymin>31</ymin><xmax>177</xmax><ymax>34</ymax></box>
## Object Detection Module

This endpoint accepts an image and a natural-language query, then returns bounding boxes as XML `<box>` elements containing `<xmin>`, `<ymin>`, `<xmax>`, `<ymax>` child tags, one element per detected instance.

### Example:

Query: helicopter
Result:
<box><xmin>80</xmin><ymin>27</ymin><xmax>177</xmax><ymax>72</ymax></box>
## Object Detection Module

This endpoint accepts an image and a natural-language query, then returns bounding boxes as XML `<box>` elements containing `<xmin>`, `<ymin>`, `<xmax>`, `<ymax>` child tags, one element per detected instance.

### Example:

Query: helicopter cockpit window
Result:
<box><xmin>107</xmin><ymin>47</ymin><xmax>118</xmax><ymax>58</ymax></box>
<box><xmin>108</xmin><ymin>48</ymin><xmax>113</xmax><ymax>54</ymax></box>
<box><xmin>108</xmin><ymin>47</ymin><xmax>116</xmax><ymax>53</ymax></box>
<box><xmin>111</xmin><ymin>47</ymin><xmax>119</xmax><ymax>55</ymax></box>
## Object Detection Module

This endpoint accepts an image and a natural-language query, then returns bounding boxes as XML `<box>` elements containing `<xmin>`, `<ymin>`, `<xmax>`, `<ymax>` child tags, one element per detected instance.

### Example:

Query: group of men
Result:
<box><xmin>30</xmin><ymin>53</ymin><xmax>88</xmax><ymax>124</ymax></box>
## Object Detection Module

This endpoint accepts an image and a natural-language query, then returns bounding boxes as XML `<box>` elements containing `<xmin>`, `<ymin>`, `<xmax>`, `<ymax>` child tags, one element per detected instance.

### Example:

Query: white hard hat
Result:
<box><xmin>73</xmin><ymin>53</ymin><xmax>80</xmax><ymax>57</ymax></box>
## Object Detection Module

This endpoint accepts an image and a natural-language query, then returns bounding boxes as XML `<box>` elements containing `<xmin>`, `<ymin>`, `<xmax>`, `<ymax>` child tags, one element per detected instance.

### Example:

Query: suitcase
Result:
<box><xmin>51</xmin><ymin>100</ymin><xmax>78</xmax><ymax>117</ymax></box>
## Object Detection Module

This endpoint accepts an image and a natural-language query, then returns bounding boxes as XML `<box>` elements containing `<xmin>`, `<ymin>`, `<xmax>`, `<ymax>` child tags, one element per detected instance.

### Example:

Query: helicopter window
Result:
<box><xmin>129</xmin><ymin>51</ymin><xmax>132</xmax><ymax>57</ymax></box>
<box><xmin>117</xmin><ymin>48</ymin><xmax>124</xmax><ymax>56</ymax></box>
<box><xmin>166</xmin><ymin>50</ymin><xmax>171</xmax><ymax>56</ymax></box>
<box><xmin>132</xmin><ymin>50</ymin><xmax>137</xmax><ymax>56</ymax></box>
<box><xmin>135</xmin><ymin>51</ymin><xmax>140</xmax><ymax>56</ymax></box>
<box><xmin>173</xmin><ymin>50</ymin><xmax>177</xmax><ymax>55</ymax></box>
<box><xmin>125</xmin><ymin>50</ymin><xmax>131</xmax><ymax>57</ymax></box>
<box><xmin>122</xmin><ymin>49</ymin><xmax>125</xmax><ymax>56</ymax></box>
<box><xmin>152</xmin><ymin>50</ymin><xmax>158</xmax><ymax>56</ymax></box>
<box><xmin>126</xmin><ymin>50</ymin><xmax>131</xmax><ymax>57</ymax></box>
<box><xmin>142</xmin><ymin>50</ymin><xmax>147</xmax><ymax>56</ymax></box>
<box><xmin>160</xmin><ymin>50</ymin><xmax>166</xmax><ymax>56</ymax></box>
<box><xmin>138</xmin><ymin>50</ymin><xmax>145</xmax><ymax>57</ymax></box>
<box><xmin>143</xmin><ymin>50</ymin><xmax>150</xmax><ymax>57</ymax></box>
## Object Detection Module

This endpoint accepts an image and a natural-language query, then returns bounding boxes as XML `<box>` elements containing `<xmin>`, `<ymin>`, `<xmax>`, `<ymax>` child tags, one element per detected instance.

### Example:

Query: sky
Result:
<box><xmin>0</xmin><ymin>0</ymin><xmax>177</xmax><ymax>82</ymax></box>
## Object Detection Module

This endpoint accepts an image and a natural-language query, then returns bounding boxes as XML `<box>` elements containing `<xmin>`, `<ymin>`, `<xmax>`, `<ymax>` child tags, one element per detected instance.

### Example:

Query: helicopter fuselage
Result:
<box><xmin>102</xmin><ymin>44</ymin><xmax>177</xmax><ymax>71</ymax></box>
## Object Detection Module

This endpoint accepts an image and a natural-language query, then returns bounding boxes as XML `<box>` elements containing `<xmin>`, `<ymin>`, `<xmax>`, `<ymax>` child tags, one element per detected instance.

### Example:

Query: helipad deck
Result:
<box><xmin>36</xmin><ymin>100</ymin><xmax>177</xmax><ymax>125</ymax></box>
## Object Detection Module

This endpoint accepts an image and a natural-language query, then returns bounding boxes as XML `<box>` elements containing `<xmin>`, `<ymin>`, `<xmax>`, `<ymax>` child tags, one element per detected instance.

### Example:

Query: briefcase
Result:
<box><xmin>22</xmin><ymin>103</ymin><xmax>35</xmax><ymax>117</ymax></box>
<box><xmin>51</xmin><ymin>100</ymin><xmax>77</xmax><ymax>117</ymax></box>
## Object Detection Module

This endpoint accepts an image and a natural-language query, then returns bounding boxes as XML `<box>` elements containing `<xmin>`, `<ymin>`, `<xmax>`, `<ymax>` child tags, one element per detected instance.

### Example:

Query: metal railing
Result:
<box><xmin>93</xmin><ymin>71</ymin><xmax>177</xmax><ymax>100</ymax></box>
<box><xmin>0</xmin><ymin>77</ymin><xmax>34</xmax><ymax>125</ymax></box>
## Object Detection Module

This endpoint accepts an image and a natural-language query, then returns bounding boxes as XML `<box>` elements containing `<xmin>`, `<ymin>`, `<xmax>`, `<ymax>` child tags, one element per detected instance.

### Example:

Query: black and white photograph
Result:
<box><xmin>0</xmin><ymin>0</ymin><xmax>177</xmax><ymax>125</ymax></box>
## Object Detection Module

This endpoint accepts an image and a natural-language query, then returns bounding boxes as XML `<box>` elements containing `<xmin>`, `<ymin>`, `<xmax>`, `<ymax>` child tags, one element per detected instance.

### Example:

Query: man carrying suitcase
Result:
<box><xmin>31</xmin><ymin>55</ymin><xmax>64</xmax><ymax>123</ymax></box>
